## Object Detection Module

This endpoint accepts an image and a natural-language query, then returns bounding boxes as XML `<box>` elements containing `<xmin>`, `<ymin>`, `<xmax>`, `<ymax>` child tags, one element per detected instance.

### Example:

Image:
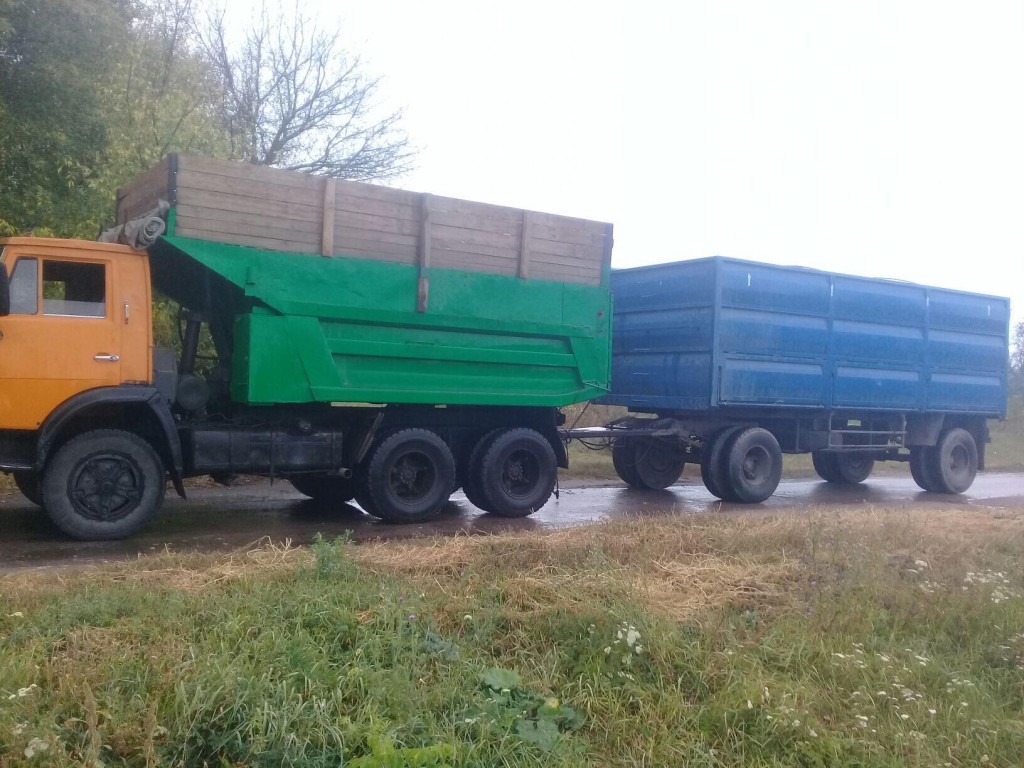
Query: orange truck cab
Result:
<box><xmin>0</xmin><ymin>238</ymin><xmax>184</xmax><ymax>538</ymax></box>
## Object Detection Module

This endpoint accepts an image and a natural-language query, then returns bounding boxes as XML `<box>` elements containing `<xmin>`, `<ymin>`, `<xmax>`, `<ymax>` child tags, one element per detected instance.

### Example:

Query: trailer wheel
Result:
<box><xmin>632</xmin><ymin>438</ymin><xmax>686</xmax><ymax>489</ymax></box>
<box><xmin>811</xmin><ymin>452</ymin><xmax>841</xmax><ymax>483</ymax></box>
<box><xmin>479</xmin><ymin>428</ymin><xmax>557</xmax><ymax>517</ymax></box>
<box><xmin>611</xmin><ymin>437</ymin><xmax>643</xmax><ymax>488</ymax></box>
<box><xmin>41</xmin><ymin>430</ymin><xmax>166</xmax><ymax>540</ymax></box>
<box><xmin>723</xmin><ymin>428</ymin><xmax>782</xmax><ymax>504</ymax></box>
<box><xmin>700</xmin><ymin>427</ymin><xmax>742</xmax><ymax>500</ymax></box>
<box><xmin>813</xmin><ymin>452</ymin><xmax>874</xmax><ymax>484</ymax></box>
<box><xmin>836</xmin><ymin>454</ymin><xmax>874</xmax><ymax>484</ymax></box>
<box><xmin>289</xmin><ymin>474</ymin><xmax>356</xmax><ymax>503</ymax></box>
<box><xmin>910</xmin><ymin>447</ymin><xmax>940</xmax><ymax>492</ymax></box>
<box><xmin>365</xmin><ymin>429</ymin><xmax>455</xmax><ymax>523</ymax></box>
<box><xmin>12</xmin><ymin>471</ymin><xmax>42</xmax><ymax>506</ymax></box>
<box><xmin>927</xmin><ymin>428</ymin><xmax>978</xmax><ymax>494</ymax></box>
<box><xmin>462</xmin><ymin>429</ymin><xmax>503</xmax><ymax>513</ymax></box>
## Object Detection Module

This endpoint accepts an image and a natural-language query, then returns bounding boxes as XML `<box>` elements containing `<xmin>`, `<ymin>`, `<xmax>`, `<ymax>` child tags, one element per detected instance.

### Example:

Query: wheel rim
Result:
<box><xmin>68</xmin><ymin>452</ymin><xmax>143</xmax><ymax>522</ymax></box>
<box><xmin>501</xmin><ymin>448</ymin><xmax>540</xmax><ymax>499</ymax></box>
<box><xmin>645</xmin><ymin>442</ymin><xmax>677</xmax><ymax>473</ymax></box>
<box><xmin>948</xmin><ymin>443</ymin><xmax>969</xmax><ymax>478</ymax></box>
<box><xmin>741</xmin><ymin>446</ymin><xmax>771</xmax><ymax>485</ymax></box>
<box><xmin>387</xmin><ymin>451</ymin><xmax>437</xmax><ymax>504</ymax></box>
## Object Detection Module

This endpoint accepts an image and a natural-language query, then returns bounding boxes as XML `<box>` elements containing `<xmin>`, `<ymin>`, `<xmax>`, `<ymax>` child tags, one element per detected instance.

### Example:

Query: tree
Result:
<box><xmin>199</xmin><ymin>3</ymin><xmax>413</xmax><ymax>180</ymax></box>
<box><xmin>1010</xmin><ymin>321</ymin><xmax>1024</xmax><ymax>398</ymax></box>
<box><xmin>82</xmin><ymin>0</ymin><xmax>230</xmax><ymax>232</ymax></box>
<box><xmin>0</xmin><ymin>0</ymin><xmax>130</xmax><ymax>236</ymax></box>
<box><xmin>1013</xmin><ymin>321</ymin><xmax>1024</xmax><ymax>372</ymax></box>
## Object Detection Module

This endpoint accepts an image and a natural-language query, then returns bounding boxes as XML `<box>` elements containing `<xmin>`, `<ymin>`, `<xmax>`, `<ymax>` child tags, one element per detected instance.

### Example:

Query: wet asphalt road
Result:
<box><xmin>1</xmin><ymin>472</ymin><xmax>1022</xmax><ymax>573</ymax></box>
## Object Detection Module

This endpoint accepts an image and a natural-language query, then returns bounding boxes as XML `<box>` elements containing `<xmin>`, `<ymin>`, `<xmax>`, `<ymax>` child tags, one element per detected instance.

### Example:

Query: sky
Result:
<box><xmin>317</xmin><ymin>1</ymin><xmax>1023</xmax><ymax>329</ymax></box>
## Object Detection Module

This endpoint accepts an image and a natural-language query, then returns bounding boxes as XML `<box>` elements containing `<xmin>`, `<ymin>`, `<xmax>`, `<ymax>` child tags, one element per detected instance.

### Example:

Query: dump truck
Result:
<box><xmin>568</xmin><ymin>257</ymin><xmax>1010</xmax><ymax>503</ymax></box>
<box><xmin>0</xmin><ymin>155</ymin><xmax>613</xmax><ymax>539</ymax></box>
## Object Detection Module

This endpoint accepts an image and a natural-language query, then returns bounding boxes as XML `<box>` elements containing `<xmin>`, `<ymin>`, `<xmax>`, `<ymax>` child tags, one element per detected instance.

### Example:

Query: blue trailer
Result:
<box><xmin>572</xmin><ymin>256</ymin><xmax>1010</xmax><ymax>502</ymax></box>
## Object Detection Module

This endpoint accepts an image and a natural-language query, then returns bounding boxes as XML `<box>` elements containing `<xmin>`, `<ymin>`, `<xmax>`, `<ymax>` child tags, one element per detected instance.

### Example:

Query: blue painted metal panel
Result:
<box><xmin>601</xmin><ymin>256</ymin><xmax>1009</xmax><ymax>418</ymax></box>
<box><xmin>834</xmin><ymin>367</ymin><xmax>922</xmax><ymax>409</ymax></box>
<box><xmin>719</xmin><ymin>360</ymin><xmax>826</xmax><ymax>405</ymax></box>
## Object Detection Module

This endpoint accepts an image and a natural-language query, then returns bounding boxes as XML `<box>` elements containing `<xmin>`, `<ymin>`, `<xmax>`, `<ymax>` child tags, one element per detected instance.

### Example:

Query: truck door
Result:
<box><xmin>0</xmin><ymin>252</ymin><xmax>122</xmax><ymax>430</ymax></box>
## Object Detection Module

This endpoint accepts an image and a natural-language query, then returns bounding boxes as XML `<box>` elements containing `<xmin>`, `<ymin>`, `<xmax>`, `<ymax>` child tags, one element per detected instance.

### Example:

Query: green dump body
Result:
<box><xmin>156</xmin><ymin>235</ymin><xmax>612</xmax><ymax>408</ymax></box>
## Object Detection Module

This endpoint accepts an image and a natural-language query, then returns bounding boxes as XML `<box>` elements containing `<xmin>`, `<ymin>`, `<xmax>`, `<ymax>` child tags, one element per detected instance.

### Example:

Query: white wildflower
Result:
<box><xmin>24</xmin><ymin>739</ymin><xmax>48</xmax><ymax>759</ymax></box>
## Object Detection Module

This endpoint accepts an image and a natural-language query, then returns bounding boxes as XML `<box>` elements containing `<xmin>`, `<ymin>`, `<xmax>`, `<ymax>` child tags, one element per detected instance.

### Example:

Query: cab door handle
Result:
<box><xmin>94</xmin><ymin>354</ymin><xmax>120</xmax><ymax>362</ymax></box>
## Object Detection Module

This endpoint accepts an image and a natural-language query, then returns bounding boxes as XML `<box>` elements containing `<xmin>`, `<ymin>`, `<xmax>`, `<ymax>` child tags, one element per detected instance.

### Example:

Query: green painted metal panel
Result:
<box><xmin>160</xmin><ymin>234</ymin><xmax>611</xmax><ymax>407</ymax></box>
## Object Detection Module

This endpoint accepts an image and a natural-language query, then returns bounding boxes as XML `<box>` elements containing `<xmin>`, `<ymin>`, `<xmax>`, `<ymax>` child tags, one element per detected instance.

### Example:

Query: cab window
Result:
<box><xmin>42</xmin><ymin>261</ymin><xmax>106</xmax><ymax>318</ymax></box>
<box><xmin>9</xmin><ymin>258</ymin><xmax>39</xmax><ymax>315</ymax></box>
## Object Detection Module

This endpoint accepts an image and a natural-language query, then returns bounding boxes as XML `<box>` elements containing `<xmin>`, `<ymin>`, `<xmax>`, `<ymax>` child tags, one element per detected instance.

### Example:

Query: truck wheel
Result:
<box><xmin>479</xmin><ymin>428</ymin><xmax>557</xmax><ymax>517</ymax></box>
<box><xmin>700</xmin><ymin>427</ymin><xmax>742</xmax><ymax>500</ymax></box>
<box><xmin>813</xmin><ymin>452</ymin><xmax>874</xmax><ymax>484</ymax></box>
<box><xmin>836</xmin><ymin>454</ymin><xmax>874</xmax><ymax>484</ymax></box>
<box><xmin>611</xmin><ymin>437</ymin><xmax>643</xmax><ymax>488</ymax></box>
<box><xmin>927</xmin><ymin>428</ymin><xmax>978</xmax><ymax>494</ymax></box>
<box><xmin>632</xmin><ymin>438</ymin><xmax>686</xmax><ymax>489</ymax></box>
<box><xmin>910</xmin><ymin>447</ymin><xmax>940</xmax><ymax>492</ymax></box>
<box><xmin>12</xmin><ymin>471</ymin><xmax>42</xmax><ymax>506</ymax></box>
<box><xmin>41</xmin><ymin>430</ymin><xmax>166</xmax><ymax>540</ymax></box>
<box><xmin>811</xmin><ymin>452</ymin><xmax>841</xmax><ymax>483</ymax></box>
<box><xmin>365</xmin><ymin>429</ymin><xmax>455</xmax><ymax>523</ymax></box>
<box><xmin>463</xmin><ymin>429</ymin><xmax>503</xmax><ymax>513</ymax></box>
<box><xmin>289</xmin><ymin>474</ymin><xmax>356</xmax><ymax>503</ymax></box>
<box><xmin>723</xmin><ymin>428</ymin><xmax>782</xmax><ymax>504</ymax></box>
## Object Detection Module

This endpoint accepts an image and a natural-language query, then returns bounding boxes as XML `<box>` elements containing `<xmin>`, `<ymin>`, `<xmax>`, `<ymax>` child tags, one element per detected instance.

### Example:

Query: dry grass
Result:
<box><xmin>5</xmin><ymin>503</ymin><xmax>1024</xmax><ymax>766</ymax></box>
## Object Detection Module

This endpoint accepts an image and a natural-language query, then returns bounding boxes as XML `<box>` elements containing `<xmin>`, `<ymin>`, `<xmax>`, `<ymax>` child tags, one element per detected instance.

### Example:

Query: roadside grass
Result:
<box><xmin>3</xmin><ymin>506</ymin><xmax>1024</xmax><ymax>765</ymax></box>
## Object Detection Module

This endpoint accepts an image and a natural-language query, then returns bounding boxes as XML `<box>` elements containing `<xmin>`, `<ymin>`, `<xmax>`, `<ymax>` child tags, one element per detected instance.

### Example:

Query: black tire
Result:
<box><xmin>835</xmin><ymin>453</ymin><xmax>874</xmax><ymax>484</ymax></box>
<box><xmin>463</xmin><ymin>428</ymin><xmax>504</xmax><ymax>512</ymax></box>
<box><xmin>289</xmin><ymin>474</ymin><xmax>356</xmax><ymax>503</ymax></box>
<box><xmin>632</xmin><ymin>438</ymin><xmax>686</xmax><ymax>489</ymax></box>
<box><xmin>927</xmin><ymin>428</ymin><xmax>978</xmax><ymax>494</ymax></box>
<box><xmin>479</xmin><ymin>428</ymin><xmax>558</xmax><ymax>517</ymax></box>
<box><xmin>811</xmin><ymin>451</ymin><xmax>842</xmax><ymax>483</ymax></box>
<box><xmin>700</xmin><ymin>427</ymin><xmax>742</xmax><ymax>500</ymax></box>
<box><xmin>910</xmin><ymin>447</ymin><xmax>940</xmax><ymax>492</ymax></box>
<box><xmin>723</xmin><ymin>427</ymin><xmax>783</xmax><ymax>504</ymax></box>
<box><xmin>12</xmin><ymin>470</ymin><xmax>42</xmax><ymax>506</ymax></box>
<box><xmin>813</xmin><ymin>452</ymin><xmax>874</xmax><ymax>484</ymax></box>
<box><xmin>41</xmin><ymin>430</ymin><xmax>166</xmax><ymax>540</ymax></box>
<box><xmin>611</xmin><ymin>437</ymin><xmax>643</xmax><ymax>488</ymax></box>
<box><xmin>364</xmin><ymin>429</ymin><xmax>455</xmax><ymax>523</ymax></box>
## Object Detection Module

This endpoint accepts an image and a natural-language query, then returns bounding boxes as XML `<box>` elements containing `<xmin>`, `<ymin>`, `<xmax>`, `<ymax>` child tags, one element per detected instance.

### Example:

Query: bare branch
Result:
<box><xmin>196</xmin><ymin>2</ymin><xmax>413</xmax><ymax>181</ymax></box>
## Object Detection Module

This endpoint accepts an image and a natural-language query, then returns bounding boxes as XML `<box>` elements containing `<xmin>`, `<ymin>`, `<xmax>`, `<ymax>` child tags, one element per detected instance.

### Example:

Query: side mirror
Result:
<box><xmin>0</xmin><ymin>263</ymin><xmax>9</xmax><ymax>317</ymax></box>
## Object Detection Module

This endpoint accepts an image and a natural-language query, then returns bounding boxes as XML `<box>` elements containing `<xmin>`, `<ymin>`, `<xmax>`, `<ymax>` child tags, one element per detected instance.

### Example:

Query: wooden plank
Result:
<box><xmin>177</xmin><ymin>154</ymin><xmax>318</xmax><ymax>191</ymax></box>
<box><xmin>333</xmin><ymin>231</ymin><xmax>417</xmax><ymax>262</ymax></box>
<box><xmin>519</xmin><ymin>210</ymin><xmax>532</xmax><ymax>279</ymax></box>
<box><xmin>531</xmin><ymin>264</ymin><xmax>600</xmax><ymax>285</ymax></box>
<box><xmin>528</xmin><ymin>214</ymin><xmax>608</xmax><ymax>247</ymax></box>
<box><xmin>431</xmin><ymin>223</ymin><xmax>520</xmax><ymax>252</ymax></box>
<box><xmin>175</xmin><ymin>204</ymin><xmax>322</xmax><ymax>234</ymax></box>
<box><xmin>333</xmin><ymin>209</ymin><xmax>420</xmax><ymax>238</ymax></box>
<box><xmin>321</xmin><ymin>178</ymin><xmax>336</xmax><ymax>257</ymax></box>
<box><xmin>428</xmin><ymin>206</ymin><xmax>522</xmax><ymax>235</ymax></box>
<box><xmin>332</xmin><ymin>191</ymin><xmax>419</xmax><ymax>223</ymax></box>
<box><xmin>432</xmin><ymin>252</ymin><xmax>520</xmax><ymax>276</ymax></box>
<box><xmin>417</xmin><ymin>193</ymin><xmax>431</xmax><ymax>312</ymax></box>
<box><xmin>173</xmin><ymin>226</ymin><xmax>321</xmax><ymax>255</ymax></box>
<box><xmin>178</xmin><ymin>170</ymin><xmax>324</xmax><ymax>207</ymax></box>
<box><xmin>177</xmin><ymin>188</ymin><xmax>323</xmax><ymax>224</ymax></box>
<box><xmin>174</xmin><ymin>215</ymin><xmax>322</xmax><ymax>248</ymax></box>
<box><xmin>430</xmin><ymin>238</ymin><xmax>520</xmax><ymax>264</ymax></box>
